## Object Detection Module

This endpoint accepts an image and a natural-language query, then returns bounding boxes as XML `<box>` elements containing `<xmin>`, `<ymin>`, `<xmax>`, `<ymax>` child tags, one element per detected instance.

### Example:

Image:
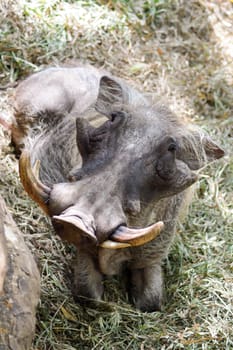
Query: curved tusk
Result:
<box><xmin>19</xmin><ymin>150</ymin><xmax>51</xmax><ymax>215</ymax></box>
<box><xmin>99</xmin><ymin>240</ymin><xmax>131</xmax><ymax>249</ymax></box>
<box><xmin>110</xmin><ymin>221</ymin><xmax>164</xmax><ymax>247</ymax></box>
<box><xmin>32</xmin><ymin>159</ymin><xmax>41</xmax><ymax>179</ymax></box>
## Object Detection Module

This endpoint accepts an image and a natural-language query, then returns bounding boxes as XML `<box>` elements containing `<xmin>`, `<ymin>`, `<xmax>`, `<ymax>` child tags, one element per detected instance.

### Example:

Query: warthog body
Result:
<box><xmin>14</xmin><ymin>64</ymin><xmax>224</xmax><ymax>311</ymax></box>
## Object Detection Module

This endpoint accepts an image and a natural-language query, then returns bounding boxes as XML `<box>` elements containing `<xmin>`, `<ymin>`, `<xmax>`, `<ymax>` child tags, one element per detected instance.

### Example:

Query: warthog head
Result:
<box><xmin>19</xmin><ymin>75</ymin><xmax>224</xmax><ymax>252</ymax></box>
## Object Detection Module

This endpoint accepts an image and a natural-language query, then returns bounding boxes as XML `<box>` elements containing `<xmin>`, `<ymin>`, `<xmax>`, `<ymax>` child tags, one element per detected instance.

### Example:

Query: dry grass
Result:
<box><xmin>0</xmin><ymin>0</ymin><xmax>232</xmax><ymax>349</ymax></box>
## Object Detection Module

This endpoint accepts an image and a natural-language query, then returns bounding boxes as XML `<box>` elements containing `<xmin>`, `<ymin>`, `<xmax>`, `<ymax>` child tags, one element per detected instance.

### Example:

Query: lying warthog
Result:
<box><xmin>13</xmin><ymin>65</ymin><xmax>224</xmax><ymax>311</ymax></box>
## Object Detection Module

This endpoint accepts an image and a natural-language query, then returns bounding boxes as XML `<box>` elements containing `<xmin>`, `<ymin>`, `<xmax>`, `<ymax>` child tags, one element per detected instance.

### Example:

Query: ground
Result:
<box><xmin>0</xmin><ymin>0</ymin><xmax>232</xmax><ymax>349</ymax></box>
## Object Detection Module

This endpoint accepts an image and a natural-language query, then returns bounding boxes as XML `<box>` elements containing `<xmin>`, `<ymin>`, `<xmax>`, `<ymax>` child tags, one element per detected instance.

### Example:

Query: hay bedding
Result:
<box><xmin>0</xmin><ymin>0</ymin><xmax>232</xmax><ymax>349</ymax></box>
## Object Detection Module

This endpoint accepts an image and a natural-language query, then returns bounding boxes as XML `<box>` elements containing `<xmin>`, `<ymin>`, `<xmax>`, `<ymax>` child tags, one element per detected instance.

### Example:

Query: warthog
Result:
<box><xmin>14</xmin><ymin>64</ymin><xmax>224</xmax><ymax>311</ymax></box>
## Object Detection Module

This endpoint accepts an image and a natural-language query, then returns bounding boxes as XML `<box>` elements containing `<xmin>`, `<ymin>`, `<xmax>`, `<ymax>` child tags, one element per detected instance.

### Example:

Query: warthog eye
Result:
<box><xmin>110</xmin><ymin>111</ymin><xmax>128</xmax><ymax>124</ymax></box>
<box><xmin>111</xmin><ymin>112</ymin><xmax>118</xmax><ymax>122</ymax></box>
<box><xmin>156</xmin><ymin>137</ymin><xmax>177</xmax><ymax>181</ymax></box>
<box><xmin>168</xmin><ymin>142</ymin><xmax>177</xmax><ymax>152</ymax></box>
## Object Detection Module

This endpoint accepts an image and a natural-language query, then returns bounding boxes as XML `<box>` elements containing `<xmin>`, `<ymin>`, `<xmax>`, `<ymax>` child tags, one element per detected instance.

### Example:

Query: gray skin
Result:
<box><xmin>14</xmin><ymin>65</ymin><xmax>224</xmax><ymax>312</ymax></box>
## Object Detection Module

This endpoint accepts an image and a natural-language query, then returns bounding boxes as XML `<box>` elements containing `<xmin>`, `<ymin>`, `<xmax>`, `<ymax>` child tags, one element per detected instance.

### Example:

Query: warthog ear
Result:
<box><xmin>95</xmin><ymin>76</ymin><xmax>124</xmax><ymax>117</ymax></box>
<box><xmin>177</xmin><ymin>130</ymin><xmax>225</xmax><ymax>170</ymax></box>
